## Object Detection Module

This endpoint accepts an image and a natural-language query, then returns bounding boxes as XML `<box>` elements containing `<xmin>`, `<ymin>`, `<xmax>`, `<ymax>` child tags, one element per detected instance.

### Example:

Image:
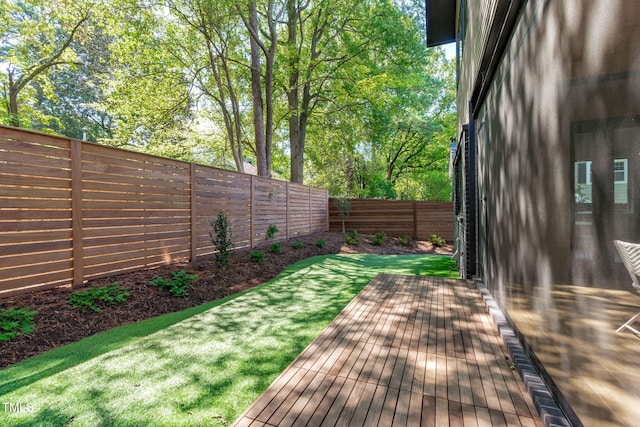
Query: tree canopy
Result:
<box><xmin>0</xmin><ymin>0</ymin><xmax>455</xmax><ymax>200</ymax></box>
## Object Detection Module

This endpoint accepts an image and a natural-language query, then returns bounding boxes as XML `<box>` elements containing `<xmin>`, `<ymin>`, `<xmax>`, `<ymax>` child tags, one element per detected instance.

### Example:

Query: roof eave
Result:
<box><xmin>425</xmin><ymin>0</ymin><xmax>456</xmax><ymax>47</ymax></box>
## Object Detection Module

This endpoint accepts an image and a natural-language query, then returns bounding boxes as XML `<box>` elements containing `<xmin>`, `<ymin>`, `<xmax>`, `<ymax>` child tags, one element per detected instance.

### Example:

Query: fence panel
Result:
<box><xmin>0</xmin><ymin>126</ymin><xmax>328</xmax><ymax>297</ymax></box>
<box><xmin>311</xmin><ymin>189</ymin><xmax>330</xmax><ymax>232</ymax></box>
<box><xmin>80</xmin><ymin>143</ymin><xmax>192</xmax><ymax>280</ymax></box>
<box><xmin>328</xmin><ymin>199</ymin><xmax>453</xmax><ymax>241</ymax></box>
<box><xmin>288</xmin><ymin>183</ymin><xmax>310</xmax><ymax>237</ymax></box>
<box><xmin>415</xmin><ymin>202</ymin><xmax>454</xmax><ymax>240</ymax></box>
<box><xmin>0</xmin><ymin>129</ymin><xmax>73</xmax><ymax>295</ymax></box>
<box><xmin>252</xmin><ymin>177</ymin><xmax>288</xmax><ymax>243</ymax></box>
<box><xmin>193</xmin><ymin>165</ymin><xmax>252</xmax><ymax>256</ymax></box>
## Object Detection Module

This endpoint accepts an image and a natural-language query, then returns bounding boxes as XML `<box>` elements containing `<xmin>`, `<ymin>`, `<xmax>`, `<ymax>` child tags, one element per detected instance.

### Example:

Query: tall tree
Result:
<box><xmin>239</xmin><ymin>0</ymin><xmax>285</xmax><ymax>177</ymax></box>
<box><xmin>0</xmin><ymin>0</ymin><xmax>95</xmax><ymax>127</ymax></box>
<box><xmin>284</xmin><ymin>0</ymin><xmax>404</xmax><ymax>184</ymax></box>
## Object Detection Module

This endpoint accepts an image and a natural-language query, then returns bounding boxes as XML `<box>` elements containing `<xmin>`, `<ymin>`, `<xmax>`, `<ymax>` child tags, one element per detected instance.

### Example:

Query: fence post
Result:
<box><xmin>250</xmin><ymin>175</ymin><xmax>255</xmax><ymax>247</ymax></box>
<box><xmin>413</xmin><ymin>201</ymin><xmax>418</xmax><ymax>239</ymax></box>
<box><xmin>326</xmin><ymin>191</ymin><xmax>330</xmax><ymax>231</ymax></box>
<box><xmin>286</xmin><ymin>182</ymin><xmax>290</xmax><ymax>240</ymax></box>
<box><xmin>70</xmin><ymin>139</ymin><xmax>84</xmax><ymax>287</ymax></box>
<box><xmin>190</xmin><ymin>163</ymin><xmax>197</xmax><ymax>261</ymax></box>
<box><xmin>308</xmin><ymin>186</ymin><xmax>312</xmax><ymax>234</ymax></box>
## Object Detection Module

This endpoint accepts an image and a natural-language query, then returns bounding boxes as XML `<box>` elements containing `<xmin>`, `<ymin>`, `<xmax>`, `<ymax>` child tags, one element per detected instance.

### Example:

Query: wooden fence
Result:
<box><xmin>0</xmin><ymin>126</ymin><xmax>328</xmax><ymax>297</ymax></box>
<box><xmin>328</xmin><ymin>199</ymin><xmax>453</xmax><ymax>241</ymax></box>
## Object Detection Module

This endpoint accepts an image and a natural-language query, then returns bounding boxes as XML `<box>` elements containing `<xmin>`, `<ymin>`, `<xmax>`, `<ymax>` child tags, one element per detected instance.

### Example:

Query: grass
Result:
<box><xmin>0</xmin><ymin>254</ymin><xmax>457</xmax><ymax>426</ymax></box>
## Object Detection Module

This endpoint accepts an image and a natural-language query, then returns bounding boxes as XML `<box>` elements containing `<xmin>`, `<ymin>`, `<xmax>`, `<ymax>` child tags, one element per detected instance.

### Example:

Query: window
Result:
<box><xmin>575</xmin><ymin>161</ymin><xmax>591</xmax><ymax>185</ymax></box>
<box><xmin>614</xmin><ymin>159</ymin><xmax>628</xmax><ymax>183</ymax></box>
<box><xmin>614</xmin><ymin>158</ymin><xmax>629</xmax><ymax>206</ymax></box>
<box><xmin>574</xmin><ymin>161</ymin><xmax>592</xmax><ymax>204</ymax></box>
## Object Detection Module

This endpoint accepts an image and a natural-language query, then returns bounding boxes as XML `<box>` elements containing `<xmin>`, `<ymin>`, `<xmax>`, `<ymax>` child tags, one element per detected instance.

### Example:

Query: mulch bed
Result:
<box><xmin>0</xmin><ymin>231</ymin><xmax>452</xmax><ymax>368</ymax></box>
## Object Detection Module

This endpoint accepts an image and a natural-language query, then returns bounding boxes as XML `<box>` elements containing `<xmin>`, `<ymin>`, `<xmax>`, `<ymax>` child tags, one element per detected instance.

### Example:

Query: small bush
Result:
<box><xmin>151</xmin><ymin>270</ymin><xmax>197</xmax><ymax>297</ymax></box>
<box><xmin>429</xmin><ymin>234</ymin><xmax>446</xmax><ymax>247</ymax></box>
<box><xmin>266</xmin><ymin>224</ymin><xmax>279</xmax><ymax>240</ymax></box>
<box><xmin>269</xmin><ymin>243</ymin><xmax>282</xmax><ymax>254</ymax></box>
<box><xmin>250</xmin><ymin>250</ymin><xmax>265</xmax><ymax>264</ymax></box>
<box><xmin>316</xmin><ymin>239</ymin><xmax>326</xmax><ymax>248</ymax></box>
<box><xmin>0</xmin><ymin>307</ymin><xmax>37</xmax><ymax>342</ymax></box>
<box><xmin>344</xmin><ymin>230</ymin><xmax>361</xmax><ymax>245</ymax></box>
<box><xmin>210</xmin><ymin>211</ymin><xmax>233</xmax><ymax>267</ymax></box>
<box><xmin>292</xmin><ymin>240</ymin><xmax>304</xmax><ymax>249</ymax></box>
<box><xmin>371</xmin><ymin>231</ymin><xmax>386</xmax><ymax>245</ymax></box>
<box><xmin>398</xmin><ymin>235</ymin><xmax>415</xmax><ymax>247</ymax></box>
<box><xmin>68</xmin><ymin>283</ymin><xmax>130</xmax><ymax>313</ymax></box>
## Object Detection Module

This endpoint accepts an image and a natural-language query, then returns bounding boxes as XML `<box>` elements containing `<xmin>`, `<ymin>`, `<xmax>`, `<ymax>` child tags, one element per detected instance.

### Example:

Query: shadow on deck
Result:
<box><xmin>233</xmin><ymin>274</ymin><xmax>547</xmax><ymax>427</ymax></box>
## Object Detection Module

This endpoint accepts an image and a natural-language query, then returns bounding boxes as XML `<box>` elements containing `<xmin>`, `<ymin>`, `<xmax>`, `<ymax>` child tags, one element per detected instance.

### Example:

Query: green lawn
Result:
<box><xmin>0</xmin><ymin>254</ymin><xmax>457</xmax><ymax>426</ymax></box>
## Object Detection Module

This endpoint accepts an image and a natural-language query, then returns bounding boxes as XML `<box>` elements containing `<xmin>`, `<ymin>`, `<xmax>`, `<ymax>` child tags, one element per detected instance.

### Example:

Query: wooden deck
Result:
<box><xmin>233</xmin><ymin>274</ymin><xmax>543</xmax><ymax>427</ymax></box>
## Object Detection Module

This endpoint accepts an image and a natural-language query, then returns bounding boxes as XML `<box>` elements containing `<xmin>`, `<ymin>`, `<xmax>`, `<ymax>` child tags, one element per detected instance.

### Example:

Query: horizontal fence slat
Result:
<box><xmin>0</xmin><ymin>271</ymin><xmax>72</xmax><ymax>295</ymax></box>
<box><xmin>328</xmin><ymin>198</ymin><xmax>453</xmax><ymax>240</ymax></box>
<box><xmin>0</xmin><ymin>248</ymin><xmax>72</xmax><ymax>267</ymax></box>
<box><xmin>1</xmin><ymin>126</ymin><xmax>328</xmax><ymax>297</ymax></box>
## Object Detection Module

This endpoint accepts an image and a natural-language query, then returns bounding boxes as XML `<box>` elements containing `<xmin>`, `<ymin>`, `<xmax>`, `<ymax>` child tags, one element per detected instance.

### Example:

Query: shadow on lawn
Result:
<box><xmin>0</xmin><ymin>255</ymin><xmax>455</xmax><ymax>394</ymax></box>
<box><xmin>0</xmin><ymin>254</ymin><xmax>457</xmax><ymax>426</ymax></box>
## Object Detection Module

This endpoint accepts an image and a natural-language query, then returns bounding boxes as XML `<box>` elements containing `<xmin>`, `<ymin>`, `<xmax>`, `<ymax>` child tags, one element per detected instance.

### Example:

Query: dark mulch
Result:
<box><xmin>0</xmin><ymin>231</ymin><xmax>452</xmax><ymax>368</ymax></box>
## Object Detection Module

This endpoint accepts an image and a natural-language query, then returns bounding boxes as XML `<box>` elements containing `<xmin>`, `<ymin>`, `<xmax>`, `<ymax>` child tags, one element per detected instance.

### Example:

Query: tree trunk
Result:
<box><xmin>264</xmin><ymin>35</ymin><xmax>277</xmax><ymax>177</ymax></box>
<box><xmin>210</xmin><ymin>54</ymin><xmax>243</xmax><ymax>173</ymax></box>
<box><xmin>248</xmin><ymin>1</ymin><xmax>268</xmax><ymax>177</ymax></box>
<box><xmin>287</xmin><ymin>0</ymin><xmax>303</xmax><ymax>184</ymax></box>
<box><xmin>8</xmin><ymin>87</ymin><xmax>19</xmax><ymax>127</ymax></box>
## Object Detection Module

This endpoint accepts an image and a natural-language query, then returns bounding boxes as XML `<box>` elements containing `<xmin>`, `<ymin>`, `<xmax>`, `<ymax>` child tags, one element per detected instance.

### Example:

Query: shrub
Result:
<box><xmin>250</xmin><ymin>250</ymin><xmax>265</xmax><ymax>264</ymax></box>
<box><xmin>292</xmin><ymin>240</ymin><xmax>304</xmax><ymax>249</ymax></box>
<box><xmin>371</xmin><ymin>231</ymin><xmax>386</xmax><ymax>245</ymax></box>
<box><xmin>269</xmin><ymin>243</ymin><xmax>282</xmax><ymax>254</ymax></box>
<box><xmin>210</xmin><ymin>211</ymin><xmax>233</xmax><ymax>267</ymax></box>
<box><xmin>316</xmin><ymin>239</ymin><xmax>326</xmax><ymax>248</ymax></box>
<box><xmin>0</xmin><ymin>307</ymin><xmax>37</xmax><ymax>342</ymax></box>
<box><xmin>398</xmin><ymin>235</ymin><xmax>415</xmax><ymax>247</ymax></box>
<box><xmin>151</xmin><ymin>270</ymin><xmax>198</xmax><ymax>297</ymax></box>
<box><xmin>429</xmin><ymin>234</ymin><xmax>446</xmax><ymax>247</ymax></box>
<box><xmin>344</xmin><ymin>230</ymin><xmax>361</xmax><ymax>245</ymax></box>
<box><xmin>68</xmin><ymin>283</ymin><xmax>130</xmax><ymax>313</ymax></box>
<box><xmin>266</xmin><ymin>224</ymin><xmax>279</xmax><ymax>240</ymax></box>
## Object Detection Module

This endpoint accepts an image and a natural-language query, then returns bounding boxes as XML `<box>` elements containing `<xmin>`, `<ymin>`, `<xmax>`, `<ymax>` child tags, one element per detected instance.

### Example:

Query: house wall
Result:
<box><xmin>471</xmin><ymin>0</ymin><xmax>640</xmax><ymax>289</ymax></box>
<box><xmin>456</xmin><ymin>0</ymin><xmax>499</xmax><ymax>126</ymax></box>
<box><xmin>456</xmin><ymin>0</ymin><xmax>640</xmax><ymax>425</ymax></box>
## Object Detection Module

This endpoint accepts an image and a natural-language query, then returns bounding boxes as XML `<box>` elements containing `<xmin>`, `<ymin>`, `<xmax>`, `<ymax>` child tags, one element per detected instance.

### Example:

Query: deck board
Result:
<box><xmin>233</xmin><ymin>274</ymin><xmax>542</xmax><ymax>426</ymax></box>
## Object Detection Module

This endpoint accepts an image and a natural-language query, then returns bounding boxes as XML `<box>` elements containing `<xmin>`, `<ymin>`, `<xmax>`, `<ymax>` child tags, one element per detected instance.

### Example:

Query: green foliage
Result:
<box><xmin>344</xmin><ymin>230</ymin><xmax>361</xmax><ymax>245</ymax></box>
<box><xmin>292</xmin><ymin>240</ymin><xmax>304</xmax><ymax>249</ymax></box>
<box><xmin>250</xmin><ymin>250</ymin><xmax>265</xmax><ymax>264</ymax></box>
<box><xmin>371</xmin><ymin>232</ymin><xmax>386</xmax><ymax>246</ymax></box>
<box><xmin>210</xmin><ymin>211</ymin><xmax>233</xmax><ymax>267</ymax></box>
<box><xmin>266</xmin><ymin>224</ymin><xmax>279</xmax><ymax>240</ymax></box>
<box><xmin>68</xmin><ymin>283</ymin><xmax>130</xmax><ymax>313</ymax></box>
<box><xmin>0</xmin><ymin>0</ymin><xmax>455</xmax><ymax>199</ymax></box>
<box><xmin>269</xmin><ymin>243</ymin><xmax>282</xmax><ymax>254</ymax></box>
<box><xmin>315</xmin><ymin>239</ymin><xmax>326</xmax><ymax>248</ymax></box>
<box><xmin>429</xmin><ymin>234</ymin><xmax>446</xmax><ymax>247</ymax></box>
<box><xmin>0</xmin><ymin>307</ymin><xmax>37</xmax><ymax>342</ymax></box>
<box><xmin>0</xmin><ymin>0</ymin><xmax>101</xmax><ymax>129</ymax></box>
<box><xmin>151</xmin><ymin>270</ymin><xmax>198</xmax><ymax>297</ymax></box>
<box><xmin>397</xmin><ymin>235</ymin><xmax>415</xmax><ymax>247</ymax></box>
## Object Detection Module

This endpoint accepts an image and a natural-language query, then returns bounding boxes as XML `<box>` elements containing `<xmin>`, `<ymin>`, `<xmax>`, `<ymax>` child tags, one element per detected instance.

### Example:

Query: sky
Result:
<box><xmin>443</xmin><ymin>42</ymin><xmax>456</xmax><ymax>60</ymax></box>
